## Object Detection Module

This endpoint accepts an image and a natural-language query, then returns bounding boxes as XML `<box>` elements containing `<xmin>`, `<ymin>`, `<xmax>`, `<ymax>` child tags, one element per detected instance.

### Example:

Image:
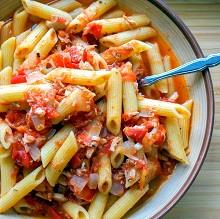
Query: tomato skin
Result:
<box><xmin>11</xmin><ymin>141</ymin><xmax>32</xmax><ymax>168</ymax></box>
<box><xmin>74</xmin><ymin>186</ymin><xmax>96</xmax><ymax>202</ymax></box>
<box><xmin>85</xmin><ymin>23</ymin><xmax>102</xmax><ymax>39</ymax></box>
<box><xmin>123</xmin><ymin>125</ymin><xmax>148</xmax><ymax>142</ymax></box>
<box><xmin>11</xmin><ymin>75</ymin><xmax>27</xmax><ymax>84</ymax></box>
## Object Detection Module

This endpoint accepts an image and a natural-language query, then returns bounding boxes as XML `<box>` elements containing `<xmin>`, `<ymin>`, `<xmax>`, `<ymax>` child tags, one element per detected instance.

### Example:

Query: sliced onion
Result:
<box><xmin>69</xmin><ymin>175</ymin><xmax>88</xmax><ymax>193</ymax></box>
<box><xmin>110</xmin><ymin>181</ymin><xmax>124</xmax><ymax>196</ymax></box>
<box><xmin>31</xmin><ymin>115</ymin><xmax>45</xmax><ymax>131</ymax></box>
<box><xmin>29</xmin><ymin>145</ymin><xmax>41</xmax><ymax>161</ymax></box>
<box><xmin>88</xmin><ymin>173</ymin><xmax>99</xmax><ymax>190</ymax></box>
<box><xmin>26</xmin><ymin>71</ymin><xmax>45</xmax><ymax>84</ymax></box>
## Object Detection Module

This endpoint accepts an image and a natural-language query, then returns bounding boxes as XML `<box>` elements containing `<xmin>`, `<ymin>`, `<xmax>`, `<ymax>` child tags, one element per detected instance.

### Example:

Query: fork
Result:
<box><xmin>139</xmin><ymin>53</ymin><xmax>220</xmax><ymax>87</ymax></box>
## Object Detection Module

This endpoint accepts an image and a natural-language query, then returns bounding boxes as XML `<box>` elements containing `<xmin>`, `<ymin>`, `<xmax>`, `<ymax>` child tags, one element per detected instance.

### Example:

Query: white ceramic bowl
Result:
<box><xmin>0</xmin><ymin>0</ymin><xmax>214</xmax><ymax>218</ymax></box>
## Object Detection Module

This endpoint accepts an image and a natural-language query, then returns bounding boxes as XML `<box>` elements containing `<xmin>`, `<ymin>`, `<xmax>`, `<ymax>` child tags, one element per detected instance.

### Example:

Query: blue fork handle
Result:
<box><xmin>139</xmin><ymin>53</ymin><xmax>220</xmax><ymax>87</ymax></box>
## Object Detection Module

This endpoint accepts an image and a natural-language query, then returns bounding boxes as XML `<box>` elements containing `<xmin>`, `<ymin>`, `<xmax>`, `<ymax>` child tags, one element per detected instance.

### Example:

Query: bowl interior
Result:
<box><xmin>0</xmin><ymin>0</ymin><xmax>214</xmax><ymax>219</ymax></box>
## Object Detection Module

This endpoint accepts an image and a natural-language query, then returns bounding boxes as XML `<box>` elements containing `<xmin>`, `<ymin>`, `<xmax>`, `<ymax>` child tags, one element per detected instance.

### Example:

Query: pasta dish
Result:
<box><xmin>0</xmin><ymin>0</ymin><xmax>193</xmax><ymax>218</ymax></box>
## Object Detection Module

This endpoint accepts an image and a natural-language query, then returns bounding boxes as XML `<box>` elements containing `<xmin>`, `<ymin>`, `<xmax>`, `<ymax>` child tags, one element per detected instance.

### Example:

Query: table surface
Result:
<box><xmin>164</xmin><ymin>1</ymin><xmax>220</xmax><ymax>218</ymax></box>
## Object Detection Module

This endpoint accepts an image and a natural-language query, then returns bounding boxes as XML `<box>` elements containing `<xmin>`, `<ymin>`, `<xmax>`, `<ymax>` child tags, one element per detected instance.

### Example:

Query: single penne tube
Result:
<box><xmin>46</xmin><ymin>68</ymin><xmax>112</xmax><ymax>86</ymax></box>
<box><xmin>0</xmin><ymin>146</ymin><xmax>11</xmax><ymax>159</ymax></box>
<box><xmin>41</xmin><ymin>124</ymin><xmax>73</xmax><ymax>168</ymax></box>
<box><xmin>21</xmin><ymin>0</ymin><xmax>72</xmax><ymax>25</ymax></box>
<box><xmin>98</xmin><ymin>154</ymin><xmax>112</xmax><ymax>194</ymax></box>
<box><xmin>0</xmin><ymin>83</ymin><xmax>52</xmax><ymax>104</ymax></box>
<box><xmin>46</xmin><ymin>21</ymin><xmax>66</xmax><ymax>30</ymax></box>
<box><xmin>88</xmin><ymin>192</ymin><xmax>108</xmax><ymax>219</ymax></box>
<box><xmin>102</xmin><ymin>9</ymin><xmax>125</xmax><ymax>19</ymax></box>
<box><xmin>52</xmin><ymin>87</ymin><xmax>95</xmax><ymax>124</ymax></box>
<box><xmin>106</xmin><ymin>69</ymin><xmax>122</xmax><ymax>135</ymax></box>
<box><xmin>147</xmin><ymin>43</ymin><xmax>168</xmax><ymax>93</ymax></box>
<box><xmin>102</xmin><ymin>40</ymin><xmax>152</xmax><ymax>64</ymax></box>
<box><xmin>163</xmin><ymin>55</ymin><xmax>176</xmax><ymax>96</ymax></box>
<box><xmin>121</xmin><ymin>63</ymin><xmax>138</xmax><ymax>113</ymax></box>
<box><xmin>83</xmin><ymin>15</ymin><xmax>151</xmax><ymax>39</ymax></box>
<box><xmin>138</xmin><ymin>97</ymin><xmax>190</xmax><ymax>119</ymax></box>
<box><xmin>13</xmin><ymin>9</ymin><xmax>29</xmax><ymax>36</ymax></box>
<box><xmin>15</xmin><ymin>29</ymin><xmax>31</xmax><ymax>46</ymax></box>
<box><xmin>67</xmin><ymin>0</ymin><xmax>117</xmax><ymax>33</ymax></box>
<box><xmin>0</xmin><ymin>50</ymin><xmax>2</xmax><ymax>70</ymax></box>
<box><xmin>1</xmin><ymin>37</ymin><xmax>16</xmax><ymax>68</ymax></box>
<box><xmin>0</xmin><ymin>155</ymin><xmax>17</xmax><ymax>196</ymax></box>
<box><xmin>165</xmin><ymin>117</ymin><xmax>188</xmax><ymax>164</ymax></box>
<box><xmin>103</xmin><ymin>185</ymin><xmax>149</xmax><ymax>219</ymax></box>
<box><xmin>14</xmin><ymin>22</ymin><xmax>48</xmax><ymax>59</ymax></box>
<box><xmin>46</xmin><ymin>131</ymin><xmax>78</xmax><ymax>186</ymax></box>
<box><xmin>105</xmin><ymin>195</ymin><xmax>118</xmax><ymax>211</ymax></box>
<box><xmin>0</xmin><ymin>166</ymin><xmax>45</xmax><ymax>213</ymax></box>
<box><xmin>0</xmin><ymin>66</ymin><xmax>13</xmax><ymax>85</ymax></box>
<box><xmin>62</xmin><ymin>201</ymin><xmax>89</xmax><ymax>219</ymax></box>
<box><xmin>23</xmin><ymin>28</ymin><xmax>58</xmax><ymax>67</ymax></box>
<box><xmin>50</xmin><ymin>0</ymin><xmax>82</xmax><ymax>12</ymax></box>
<box><xmin>0</xmin><ymin>120</ymin><xmax>12</xmax><ymax>149</ymax></box>
<box><xmin>0</xmin><ymin>21</ymin><xmax>12</xmax><ymax>44</ymax></box>
<box><xmin>179</xmin><ymin>99</ymin><xmax>193</xmax><ymax>149</ymax></box>
<box><xmin>100</xmin><ymin>27</ymin><xmax>156</xmax><ymax>47</ymax></box>
<box><xmin>69</xmin><ymin>7</ymin><xmax>84</xmax><ymax>19</ymax></box>
<box><xmin>13</xmin><ymin>199</ymin><xmax>36</xmax><ymax>215</ymax></box>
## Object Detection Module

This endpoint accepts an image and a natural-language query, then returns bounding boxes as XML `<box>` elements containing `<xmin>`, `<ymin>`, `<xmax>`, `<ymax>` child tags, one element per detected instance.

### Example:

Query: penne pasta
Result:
<box><xmin>62</xmin><ymin>201</ymin><xmax>89</xmax><ymax>219</ymax></box>
<box><xmin>0</xmin><ymin>66</ymin><xmax>13</xmax><ymax>85</ymax></box>
<box><xmin>0</xmin><ymin>155</ymin><xmax>17</xmax><ymax>196</ymax></box>
<box><xmin>0</xmin><ymin>83</ymin><xmax>52</xmax><ymax>104</ymax></box>
<box><xmin>0</xmin><ymin>21</ymin><xmax>12</xmax><ymax>44</ymax></box>
<box><xmin>102</xmin><ymin>9</ymin><xmax>125</xmax><ymax>19</ymax></box>
<box><xmin>13</xmin><ymin>58</ymin><xmax>24</xmax><ymax>72</ymax></box>
<box><xmin>0</xmin><ymin>120</ymin><xmax>12</xmax><ymax>149</ymax></box>
<box><xmin>163</xmin><ymin>55</ymin><xmax>175</xmax><ymax>96</ymax></box>
<box><xmin>165</xmin><ymin>117</ymin><xmax>188</xmax><ymax>164</ymax></box>
<box><xmin>67</xmin><ymin>0</ymin><xmax>117</xmax><ymax>32</ymax></box>
<box><xmin>98</xmin><ymin>154</ymin><xmax>112</xmax><ymax>194</ymax></box>
<box><xmin>46</xmin><ymin>68</ymin><xmax>112</xmax><ymax>86</ymax></box>
<box><xmin>102</xmin><ymin>40</ymin><xmax>152</xmax><ymax>64</ymax></box>
<box><xmin>13</xmin><ymin>199</ymin><xmax>36</xmax><ymax>215</ymax></box>
<box><xmin>13</xmin><ymin>9</ymin><xmax>29</xmax><ymax>36</ymax></box>
<box><xmin>97</xmin><ymin>99</ymin><xmax>107</xmax><ymax>115</ymax></box>
<box><xmin>147</xmin><ymin>43</ymin><xmax>168</xmax><ymax>93</ymax></box>
<box><xmin>121</xmin><ymin>62</ymin><xmax>138</xmax><ymax>113</ymax></box>
<box><xmin>52</xmin><ymin>87</ymin><xmax>95</xmax><ymax>124</ymax></box>
<box><xmin>88</xmin><ymin>192</ymin><xmax>108</xmax><ymax>219</ymax></box>
<box><xmin>21</xmin><ymin>0</ymin><xmax>72</xmax><ymax>25</ymax></box>
<box><xmin>106</xmin><ymin>69</ymin><xmax>122</xmax><ymax>135</ymax></box>
<box><xmin>105</xmin><ymin>195</ymin><xmax>118</xmax><ymax>211</ymax></box>
<box><xmin>41</xmin><ymin>124</ymin><xmax>73</xmax><ymax>168</ymax></box>
<box><xmin>23</xmin><ymin>28</ymin><xmax>58</xmax><ymax>67</ymax></box>
<box><xmin>69</xmin><ymin>7</ymin><xmax>84</xmax><ymax>19</ymax></box>
<box><xmin>103</xmin><ymin>185</ymin><xmax>149</xmax><ymax>219</ymax></box>
<box><xmin>46</xmin><ymin>131</ymin><xmax>78</xmax><ymax>186</ymax></box>
<box><xmin>14</xmin><ymin>22</ymin><xmax>48</xmax><ymax>59</ymax></box>
<box><xmin>180</xmin><ymin>99</ymin><xmax>193</xmax><ymax>149</ymax></box>
<box><xmin>0</xmin><ymin>166</ymin><xmax>45</xmax><ymax>213</ymax></box>
<box><xmin>15</xmin><ymin>29</ymin><xmax>31</xmax><ymax>46</ymax></box>
<box><xmin>138</xmin><ymin>97</ymin><xmax>191</xmax><ymax>119</ymax></box>
<box><xmin>83</xmin><ymin>15</ymin><xmax>151</xmax><ymax>39</ymax></box>
<box><xmin>100</xmin><ymin>27</ymin><xmax>156</xmax><ymax>47</ymax></box>
<box><xmin>1</xmin><ymin>37</ymin><xmax>16</xmax><ymax>68</ymax></box>
<box><xmin>51</xmin><ymin>0</ymin><xmax>82</xmax><ymax>12</ymax></box>
<box><xmin>94</xmin><ymin>82</ymin><xmax>107</xmax><ymax>100</ymax></box>
<box><xmin>0</xmin><ymin>104</ymin><xmax>10</xmax><ymax>112</ymax></box>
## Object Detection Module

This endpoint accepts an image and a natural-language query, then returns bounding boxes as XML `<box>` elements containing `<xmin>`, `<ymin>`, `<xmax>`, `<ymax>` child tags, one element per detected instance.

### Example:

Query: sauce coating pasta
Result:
<box><xmin>0</xmin><ymin>0</ymin><xmax>192</xmax><ymax>218</ymax></box>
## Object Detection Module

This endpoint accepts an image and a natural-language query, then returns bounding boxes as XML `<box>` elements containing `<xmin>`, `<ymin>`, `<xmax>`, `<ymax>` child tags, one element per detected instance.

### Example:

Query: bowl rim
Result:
<box><xmin>147</xmin><ymin>0</ymin><xmax>215</xmax><ymax>218</ymax></box>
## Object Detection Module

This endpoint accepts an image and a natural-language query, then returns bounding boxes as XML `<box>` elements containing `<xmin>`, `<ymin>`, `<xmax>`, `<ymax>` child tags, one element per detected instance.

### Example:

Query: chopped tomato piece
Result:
<box><xmin>70</xmin><ymin>148</ymin><xmax>86</xmax><ymax>169</ymax></box>
<box><xmin>11</xmin><ymin>75</ymin><xmax>26</xmax><ymax>84</ymax></box>
<box><xmin>75</xmin><ymin>186</ymin><xmax>96</xmax><ymax>202</ymax></box>
<box><xmin>84</xmin><ymin>23</ymin><xmax>102</xmax><ymax>39</ymax></box>
<box><xmin>154</xmin><ymin>125</ymin><xmax>166</xmax><ymax>145</ymax></box>
<box><xmin>123</xmin><ymin>125</ymin><xmax>148</xmax><ymax>142</ymax></box>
